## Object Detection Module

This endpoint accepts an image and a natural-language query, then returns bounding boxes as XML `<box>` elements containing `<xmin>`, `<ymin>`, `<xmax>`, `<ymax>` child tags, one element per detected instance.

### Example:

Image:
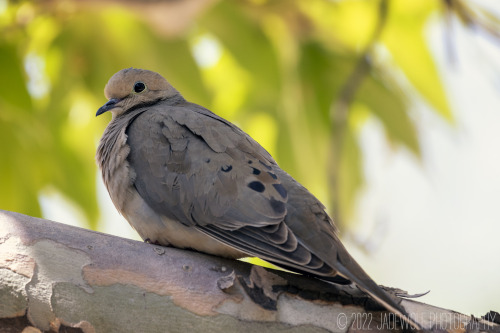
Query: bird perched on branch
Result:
<box><xmin>96</xmin><ymin>68</ymin><xmax>419</xmax><ymax>329</ymax></box>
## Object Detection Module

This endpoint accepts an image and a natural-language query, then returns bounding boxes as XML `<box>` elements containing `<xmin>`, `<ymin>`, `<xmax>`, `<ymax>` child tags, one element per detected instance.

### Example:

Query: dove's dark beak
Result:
<box><xmin>96</xmin><ymin>98</ymin><xmax>121</xmax><ymax>116</ymax></box>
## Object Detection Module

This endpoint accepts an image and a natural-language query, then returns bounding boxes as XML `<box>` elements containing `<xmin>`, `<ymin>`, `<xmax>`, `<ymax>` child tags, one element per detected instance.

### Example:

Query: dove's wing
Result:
<box><xmin>126</xmin><ymin>101</ymin><xmax>335</xmax><ymax>272</ymax></box>
<box><xmin>126</xmin><ymin>101</ymin><xmax>285</xmax><ymax>230</ymax></box>
<box><xmin>126</xmin><ymin>100</ymin><xmax>346</xmax><ymax>275</ymax></box>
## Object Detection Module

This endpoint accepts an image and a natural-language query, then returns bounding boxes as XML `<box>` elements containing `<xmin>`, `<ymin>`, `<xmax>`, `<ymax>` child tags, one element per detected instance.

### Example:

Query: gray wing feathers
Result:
<box><xmin>126</xmin><ymin>101</ymin><xmax>286</xmax><ymax>231</ymax></box>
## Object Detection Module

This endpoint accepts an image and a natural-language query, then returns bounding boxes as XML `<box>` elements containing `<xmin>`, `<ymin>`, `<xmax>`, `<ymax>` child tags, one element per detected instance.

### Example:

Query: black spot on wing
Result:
<box><xmin>221</xmin><ymin>165</ymin><xmax>232</xmax><ymax>172</ymax></box>
<box><xmin>267</xmin><ymin>172</ymin><xmax>277</xmax><ymax>180</ymax></box>
<box><xmin>248</xmin><ymin>181</ymin><xmax>265</xmax><ymax>193</ymax></box>
<box><xmin>259</xmin><ymin>160</ymin><xmax>272</xmax><ymax>170</ymax></box>
<box><xmin>272</xmin><ymin>183</ymin><xmax>287</xmax><ymax>199</ymax></box>
<box><xmin>252</xmin><ymin>167</ymin><xmax>261</xmax><ymax>175</ymax></box>
<box><xmin>270</xmin><ymin>197</ymin><xmax>286</xmax><ymax>214</ymax></box>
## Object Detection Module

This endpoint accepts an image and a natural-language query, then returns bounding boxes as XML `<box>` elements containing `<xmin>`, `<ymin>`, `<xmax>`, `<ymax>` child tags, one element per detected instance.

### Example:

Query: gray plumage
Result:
<box><xmin>96</xmin><ymin>68</ymin><xmax>419</xmax><ymax>329</ymax></box>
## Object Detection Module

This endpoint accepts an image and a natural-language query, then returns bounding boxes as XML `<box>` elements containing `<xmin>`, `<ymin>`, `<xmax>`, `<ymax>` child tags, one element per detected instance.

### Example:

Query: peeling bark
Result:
<box><xmin>0</xmin><ymin>210</ymin><xmax>498</xmax><ymax>333</ymax></box>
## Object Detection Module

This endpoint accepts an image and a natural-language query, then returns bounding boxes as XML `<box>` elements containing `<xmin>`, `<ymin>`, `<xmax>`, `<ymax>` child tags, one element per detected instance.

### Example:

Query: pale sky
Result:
<box><xmin>346</xmin><ymin>12</ymin><xmax>500</xmax><ymax>315</ymax></box>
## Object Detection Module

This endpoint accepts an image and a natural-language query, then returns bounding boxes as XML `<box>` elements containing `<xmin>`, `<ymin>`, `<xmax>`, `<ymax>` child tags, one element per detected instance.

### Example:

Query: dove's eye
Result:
<box><xmin>133</xmin><ymin>81</ymin><xmax>146</xmax><ymax>93</ymax></box>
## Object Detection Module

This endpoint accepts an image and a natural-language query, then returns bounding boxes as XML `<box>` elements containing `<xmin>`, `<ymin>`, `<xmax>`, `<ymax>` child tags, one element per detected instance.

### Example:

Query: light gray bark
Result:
<box><xmin>0</xmin><ymin>210</ymin><xmax>498</xmax><ymax>332</ymax></box>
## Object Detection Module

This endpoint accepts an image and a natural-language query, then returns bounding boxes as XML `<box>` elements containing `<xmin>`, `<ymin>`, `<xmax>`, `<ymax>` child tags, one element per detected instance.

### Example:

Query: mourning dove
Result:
<box><xmin>96</xmin><ymin>68</ymin><xmax>419</xmax><ymax>329</ymax></box>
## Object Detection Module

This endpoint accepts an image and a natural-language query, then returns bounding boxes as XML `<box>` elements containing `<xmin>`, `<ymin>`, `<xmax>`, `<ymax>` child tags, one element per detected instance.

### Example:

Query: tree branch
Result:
<box><xmin>0</xmin><ymin>210</ymin><xmax>498</xmax><ymax>332</ymax></box>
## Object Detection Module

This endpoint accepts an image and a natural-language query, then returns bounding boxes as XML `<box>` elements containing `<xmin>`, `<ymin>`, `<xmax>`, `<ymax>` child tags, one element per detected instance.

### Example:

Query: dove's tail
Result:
<box><xmin>333</xmin><ymin>259</ymin><xmax>421</xmax><ymax>330</ymax></box>
<box><xmin>268</xmin><ymin>253</ymin><xmax>422</xmax><ymax>330</ymax></box>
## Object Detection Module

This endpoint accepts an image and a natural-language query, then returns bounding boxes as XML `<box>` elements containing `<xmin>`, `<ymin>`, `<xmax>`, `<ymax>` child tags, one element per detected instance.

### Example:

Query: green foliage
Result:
<box><xmin>0</xmin><ymin>0</ymin><xmax>469</xmax><ymax>230</ymax></box>
<box><xmin>382</xmin><ymin>0</ymin><xmax>452</xmax><ymax>120</ymax></box>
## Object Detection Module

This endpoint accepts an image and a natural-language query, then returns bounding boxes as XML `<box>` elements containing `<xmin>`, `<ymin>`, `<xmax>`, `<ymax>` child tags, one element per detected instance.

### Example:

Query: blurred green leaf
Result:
<box><xmin>201</xmin><ymin>1</ymin><xmax>280</xmax><ymax>111</ymax></box>
<box><xmin>0</xmin><ymin>42</ymin><xmax>32</xmax><ymax>110</ymax></box>
<box><xmin>0</xmin><ymin>119</ymin><xmax>42</xmax><ymax>217</ymax></box>
<box><xmin>299</xmin><ymin>0</ymin><xmax>379</xmax><ymax>51</ymax></box>
<box><xmin>153</xmin><ymin>39</ymin><xmax>211</xmax><ymax>106</ymax></box>
<box><xmin>299</xmin><ymin>42</ymin><xmax>356</xmax><ymax>126</ymax></box>
<box><xmin>358</xmin><ymin>73</ymin><xmax>420</xmax><ymax>154</ymax></box>
<box><xmin>382</xmin><ymin>1</ymin><xmax>453</xmax><ymax>120</ymax></box>
<box><xmin>338</xmin><ymin>129</ymin><xmax>363</xmax><ymax>222</ymax></box>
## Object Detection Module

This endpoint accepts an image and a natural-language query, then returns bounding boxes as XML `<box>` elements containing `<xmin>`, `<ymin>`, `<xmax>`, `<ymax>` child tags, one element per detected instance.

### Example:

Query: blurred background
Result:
<box><xmin>1</xmin><ymin>0</ymin><xmax>500</xmax><ymax>316</ymax></box>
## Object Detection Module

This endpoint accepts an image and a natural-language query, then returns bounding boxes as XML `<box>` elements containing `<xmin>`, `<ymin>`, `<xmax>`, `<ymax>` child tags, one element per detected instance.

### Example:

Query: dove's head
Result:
<box><xmin>96</xmin><ymin>68</ymin><xmax>180</xmax><ymax>117</ymax></box>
